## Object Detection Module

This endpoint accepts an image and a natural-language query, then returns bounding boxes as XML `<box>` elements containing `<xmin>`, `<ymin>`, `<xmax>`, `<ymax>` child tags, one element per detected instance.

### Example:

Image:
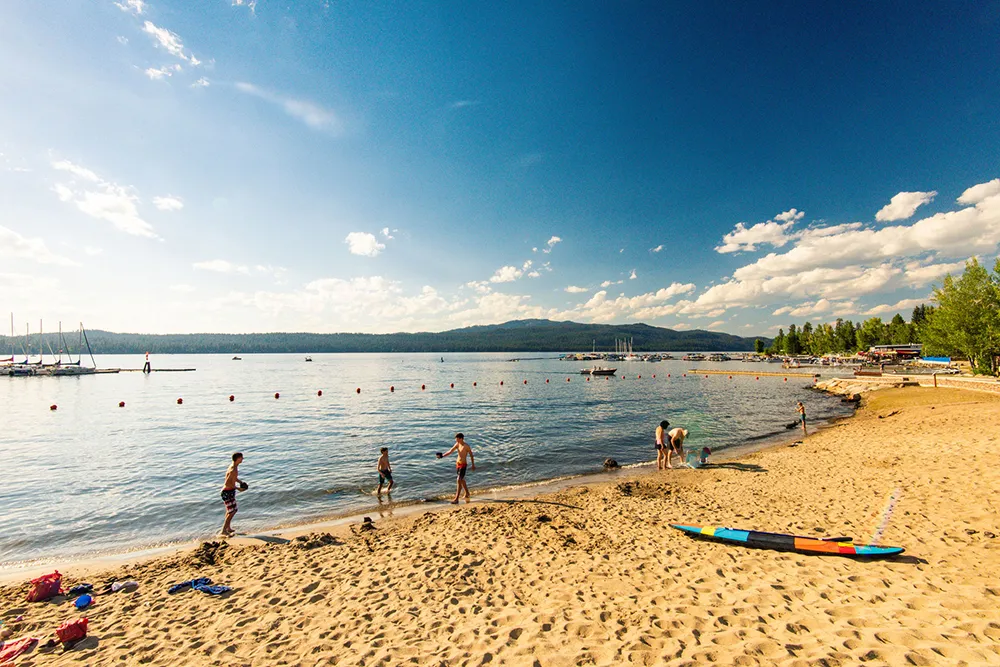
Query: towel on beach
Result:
<box><xmin>67</xmin><ymin>584</ymin><xmax>93</xmax><ymax>596</ymax></box>
<box><xmin>192</xmin><ymin>582</ymin><xmax>231</xmax><ymax>596</ymax></box>
<box><xmin>0</xmin><ymin>637</ymin><xmax>39</xmax><ymax>665</ymax></box>
<box><xmin>167</xmin><ymin>577</ymin><xmax>213</xmax><ymax>594</ymax></box>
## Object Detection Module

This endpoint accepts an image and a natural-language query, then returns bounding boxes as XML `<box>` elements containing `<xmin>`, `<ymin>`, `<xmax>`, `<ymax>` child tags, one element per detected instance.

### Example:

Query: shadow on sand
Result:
<box><xmin>480</xmin><ymin>498</ymin><xmax>583</xmax><ymax>511</ymax></box>
<box><xmin>700</xmin><ymin>462</ymin><xmax>768</xmax><ymax>473</ymax></box>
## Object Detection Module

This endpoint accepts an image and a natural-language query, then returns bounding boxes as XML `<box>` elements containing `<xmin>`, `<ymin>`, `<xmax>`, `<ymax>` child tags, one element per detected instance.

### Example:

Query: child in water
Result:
<box><xmin>376</xmin><ymin>447</ymin><xmax>394</xmax><ymax>495</ymax></box>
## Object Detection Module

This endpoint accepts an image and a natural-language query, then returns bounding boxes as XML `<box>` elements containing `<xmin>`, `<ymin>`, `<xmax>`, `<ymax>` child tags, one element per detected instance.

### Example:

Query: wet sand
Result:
<box><xmin>2</xmin><ymin>386</ymin><xmax>999</xmax><ymax>666</ymax></box>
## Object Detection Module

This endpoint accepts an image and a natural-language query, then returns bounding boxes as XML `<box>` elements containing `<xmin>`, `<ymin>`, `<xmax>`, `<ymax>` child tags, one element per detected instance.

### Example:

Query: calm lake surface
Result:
<box><xmin>1</xmin><ymin>353</ymin><xmax>853</xmax><ymax>566</ymax></box>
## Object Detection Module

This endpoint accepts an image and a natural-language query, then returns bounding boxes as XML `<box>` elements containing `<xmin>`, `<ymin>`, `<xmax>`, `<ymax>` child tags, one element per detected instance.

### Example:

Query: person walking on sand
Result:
<box><xmin>655</xmin><ymin>420</ymin><xmax>670</xmax><ymax>470</ymax></box>
<box><xmin>439</xmin><ymin>433</ymin><xmax>475</xmax><ymax>503</ymax></box>
<box><xmin>797</xmin><ymin>401</ymin><xmax>807</xmax><ymax>435</ymax></box>
<box><xmin>221</xmin><ymin>452</ymin><xmax>246</xmax><ymax>537</ymax></box>
<box><xmin>666</xmin><ymin>427</ymin><xmax>688</xmax><ymax>469</ymax></box>
<box><xmin>376</xmin><ymin>447</ymin><xmax>394</xmax><ymax>495</ymax></box>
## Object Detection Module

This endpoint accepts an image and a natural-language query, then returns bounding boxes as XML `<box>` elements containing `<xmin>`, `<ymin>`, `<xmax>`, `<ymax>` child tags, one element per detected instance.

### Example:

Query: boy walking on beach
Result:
<box><xmin>440</xmin><ymin>433</ymin><xmax>475</xmax><ymax>503</ymax></box>
<box><xmin>797</xmin><ymin>401</ymin><xmax>807</xmax><ymax>435</ymax></box>
<box><xmin>655</xmin><ymin>420</ymin><xmax>670</xmax><ymax>470</ymax></box>
<box><xmin>376</xmin><ymin>447</ymin><xmax>394</xmax><ymax>495</ymax></box>
<box><xmin>221</xmin><ymin>452</ymin><xmax>245</xmax><ymax>537</ymax></box>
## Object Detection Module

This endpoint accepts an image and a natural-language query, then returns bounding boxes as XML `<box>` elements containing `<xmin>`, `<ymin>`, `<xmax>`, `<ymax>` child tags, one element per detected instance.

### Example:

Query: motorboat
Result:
<box><xmin>580</xmin><ymin>366</ymin><xmax>618</xmax><ymax>376</ymax></box>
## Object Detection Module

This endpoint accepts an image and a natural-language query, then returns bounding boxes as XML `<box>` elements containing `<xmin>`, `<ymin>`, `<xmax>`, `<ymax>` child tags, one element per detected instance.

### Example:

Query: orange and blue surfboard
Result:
<box><xmin>671</xmin><ymin>524</ymin><xmax>904</xmax><ymax>558</ymax></box>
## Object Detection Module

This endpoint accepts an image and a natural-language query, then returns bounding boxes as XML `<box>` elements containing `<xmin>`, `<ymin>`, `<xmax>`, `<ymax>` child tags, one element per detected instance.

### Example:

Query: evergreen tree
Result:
<box><xmin>785</xmin><ymin>324</ymin><xmax>802</xmax><ymax>355</ymax></box>
<box><xmin>769</xmin><ymin>328</ymin><xmax>786</xmax><ymax>355</ymax></box>
<box><xmin>754</xmin><ymin>338</ymin><xmax>765</xmax><ymax>354</ymax></box>
<box><xmin>856</xmin><ymin>317</ymin><xmax>887</xmax><ymax>351</ymax></box>
<box><xmin>887</xmin><ymin>313</ymin><xmax>910</xmax><ymax>345</ymax></box>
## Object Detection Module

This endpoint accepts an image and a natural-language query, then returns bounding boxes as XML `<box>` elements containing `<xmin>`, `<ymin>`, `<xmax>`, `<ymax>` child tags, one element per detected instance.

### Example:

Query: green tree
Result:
<box><xmin>922</xmin><ymin>258</ymin><xmax>1000</xmax><ymax>374</ymax></box>
<box><xmin>754</xmin><ymin>338</ymin><xmax>765</xmax><ymax>354</ymax></box>
<box><xmin>833</xmin><ymin>319</ymin><xmax>856</xmax><ymax>353</ymax></box>
<box><xmin>887</xmin><ymin>313</ymin><xmax>911</xmax><ymax>345</ymax></box>
<box><xmin>856</xmin><ymin>317</ymin><xmax>887</xmax><ymax>351</ymax></box>
<box><xmin>785</xmin><ymin>324</ymin><xmax>802</xmax><ymax>355</ymax></box>
<box><xmin>809</xmin><ymin>323</ymin><xmax>835</xmax><ymax>355</ymax></box>
<box><xmin>769</xmin><ymin>328</ymin><xmax>786</xmax><ymax>355</ymax></box>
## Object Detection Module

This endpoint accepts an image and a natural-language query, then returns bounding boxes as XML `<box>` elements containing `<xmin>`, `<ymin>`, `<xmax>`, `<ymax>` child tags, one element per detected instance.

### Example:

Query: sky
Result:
<box><xmin>1</xmin><ymin>1</ymin><xmax>999</xmax><ymax>335</ymax></box>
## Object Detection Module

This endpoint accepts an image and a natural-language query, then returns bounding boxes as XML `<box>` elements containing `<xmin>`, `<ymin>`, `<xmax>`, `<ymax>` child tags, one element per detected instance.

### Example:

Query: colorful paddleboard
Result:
<box><xmin>671</xmin><ymin>524</ymin><xmax>904</xmax><ymax>558</ymax></box>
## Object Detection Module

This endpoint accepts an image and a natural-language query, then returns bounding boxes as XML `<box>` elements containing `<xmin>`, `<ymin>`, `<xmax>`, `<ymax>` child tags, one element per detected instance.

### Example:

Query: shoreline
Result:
<box><xmin>4</xmin><ymin>385</ymin><xmax>1000</xmax><ymax>665</ymax></box>
<box><xmin>0</xmin><ymin>410</ymin><xmax>834</xmax><ymax>585</ymax></box>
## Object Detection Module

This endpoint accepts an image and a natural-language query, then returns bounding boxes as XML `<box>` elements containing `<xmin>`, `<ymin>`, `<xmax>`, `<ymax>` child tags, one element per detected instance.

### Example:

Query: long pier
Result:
<box><xmin>689</xmin><ymin>369</ymin><xmax>820</xmax><ymax>378</ymax></box>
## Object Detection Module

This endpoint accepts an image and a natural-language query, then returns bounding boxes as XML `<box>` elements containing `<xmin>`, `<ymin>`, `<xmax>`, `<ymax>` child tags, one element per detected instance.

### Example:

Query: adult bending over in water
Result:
<box><xmin>666</xmin><ymin>427</ymin><xmax>688</xmax><ymax>469</ymax></box>
<box><xmin>439</xmin><ymin>433</ymin><xmax>475</xmax><ymax>504</ymax></box>
<box><xmin>655</xmin><ymin>420</ymin><xmax>671</xmax><ymax>470</ymax></box>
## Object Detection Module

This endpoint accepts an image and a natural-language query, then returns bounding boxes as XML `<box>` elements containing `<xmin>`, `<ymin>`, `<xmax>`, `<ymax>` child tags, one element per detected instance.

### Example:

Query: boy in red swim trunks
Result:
<box><xmin>220</xmin><ymin>452</ymin><xmax>245</xmax><ymax>537</ymax></box>
<box><xmin>440</xmin><ymin>433</ymin><xmax>475</xmax><ymax>504</ymax></box>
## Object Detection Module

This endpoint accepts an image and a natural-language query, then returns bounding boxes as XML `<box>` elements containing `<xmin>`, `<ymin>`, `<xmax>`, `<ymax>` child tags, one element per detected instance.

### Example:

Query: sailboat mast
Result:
<box><xmin>81</xmin><ymin>323</ymin><xmax>97</xmax><ymax>369</ymax></box>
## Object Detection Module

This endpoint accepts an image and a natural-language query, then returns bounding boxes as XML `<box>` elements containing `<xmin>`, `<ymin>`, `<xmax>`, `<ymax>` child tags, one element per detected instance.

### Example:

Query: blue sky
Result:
<box><xmin>1</xmin><ymin>1</ymin><xmax>998</xmax><ymax>335</ymax></box>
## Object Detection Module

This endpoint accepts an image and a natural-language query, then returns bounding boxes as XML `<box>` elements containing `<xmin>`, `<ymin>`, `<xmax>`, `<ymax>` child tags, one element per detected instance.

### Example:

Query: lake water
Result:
<box><xmin>0</xmin><ymin>353</ymin><xmax>853</xmax><ymax>566</ymax></box>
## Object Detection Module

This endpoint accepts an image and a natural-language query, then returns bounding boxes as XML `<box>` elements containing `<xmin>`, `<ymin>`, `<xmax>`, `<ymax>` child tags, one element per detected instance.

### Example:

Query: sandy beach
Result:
<box><xmin>3</xmin><ymin>385</ymin><xmax>1000</xmax><ymax>666</ymax></box>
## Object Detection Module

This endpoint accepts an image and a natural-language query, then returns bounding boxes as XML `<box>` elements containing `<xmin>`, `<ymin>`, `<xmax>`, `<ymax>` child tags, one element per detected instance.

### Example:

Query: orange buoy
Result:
<box><xmin>500</xmin><ymin>381</ymin><xmax>504</xmax><ymax>386</ymax></box>
<box><xmin>229</xmin><ymin>395</ymin><xmax>235</xmax><ymax>401</ymax></box>
<box><xmin>318</xmin><ymin>390</ymin><xmax>323</xmax><ymax>397</ymax></box>
<box><xmin>274</xmin><ymin>392</ymin><xmax>280</xmax><ymax>399</ymax></box>
<box><xmin>49</xmin><ymin>404</ymin><xmax>57</xmax><ymax>411</ymax></box>
<box><xmin>683</xmin><ymin>374</ymin><xmax>686</xmax><ymax>377</ymax></box>
<box><xmin>545</xmin><ymin>379</ymin><xmax>549</xmax><ymax>383</ymax></box>
<box><xmin>638</xmin><ymin>375</ymin><xmax>641</xmax><ymax>379</ymax></box>
<box><xmin>784</xmin><ymin>378</ymin><xmax>787</xmax><ymax>382</ymax></box>
<box><xmin>728</xmin><ymin>376</ymin><xmax>732</xmax><ymax>379</ymax></box>
<box><xmin>705</xmin><ymin>375</ymin><xmax>708</xmax><ymax>379</ymax></box>
<box><xmin>177</xmin><ymin>398</ymin><xmax>183</xmax><ymax>405</ymax></box>
<box><xmin>390</xmin><ymin>386</ymin><xmax>395</xmax><ymax>392</ymax></box>
<box><xmin>523</xmin><ymin>380</ymin><xmax>527</xmax><ymax>385</ymax></box>
<box><xmin>356</xmin><ymin>388</ymin><xmax>361</xmax><ymax>394</ymax></box>
<box><xmin>450</xmin><ymin>383</ymin><xmax>454</xmax><ymax>389</ymax></box>
<box><xmin>421</xmin><ymin>384</ymin><xmax>426</xmax><ymax>390</ymax></box>
<box><xmin>473</xmin><ymin>382</ymin><xmax>477</xmax><ymax>387</ymax></box>
<box><xmin>586</xmin><ymin>376</ymin><xmax>590</xmax><ymax>381</ymax></box>
<box><xmin>652</xmin><ymin>374</ymin><xmax>656</xmax><ymax>378</ymax></box>
<box><xmin>566</xmin><ymin>378</ymin><xmax>570</xmax><ymax>382</ymax></box>
<box><xmin>119</xmin><ymin>401</ymin><xmax>126</xmax><ymax>408</ymax></box>
<box><xmin>667</xmin><ymin>374</ymin><xmax>671</xmax><ymax>377</ymax></box>
<box><xmin>756</xmin><ymin>376</ymin><xmax>759</xmax><ymax>380</ymax></box>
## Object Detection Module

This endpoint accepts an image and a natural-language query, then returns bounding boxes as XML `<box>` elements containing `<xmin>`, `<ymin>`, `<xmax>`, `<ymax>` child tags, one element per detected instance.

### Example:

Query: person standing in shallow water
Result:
<box><xmin>439</xmin><ymin>433</ymin><xmax>475</xmax><ymax>503</ymax></box>
<box><xmin>221</xmin><ymin>452</ymin><xmax>245</xmax><ymax>537</ymax></box>
<box><xmin>797</xmin><ymin>401</ymin><xmax>807</xmax><ymax>435</ymax></box>
<box><xmin>655</xmin><ymin>420</ymin><xmax>670</xmax><ymax>470</ymax></box>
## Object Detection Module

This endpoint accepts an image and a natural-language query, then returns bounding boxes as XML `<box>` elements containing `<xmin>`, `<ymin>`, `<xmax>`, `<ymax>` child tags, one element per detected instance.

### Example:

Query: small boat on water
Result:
<box><xmin>232</xmin><ymin>356</ymin><xmax>242</xmax><ymax>361</ymax></box>
<box><xmin>682</xmin><ymin>353</ymin><xmax>706</xmax><ymax>362</ymax></box>
<box><xmin>304</xmin><ymin>356</ymin><xmax>313</xmax><ymax>362</ymax></box>
<box><xmin>580</xmin><ymin>366</ymin><xmax>618</xmax><ymax>376</ymax></box>
<box><xmin>707</xmin><ymin>353</ymin><xmax>731</xmax><ymax>362</ymax></box>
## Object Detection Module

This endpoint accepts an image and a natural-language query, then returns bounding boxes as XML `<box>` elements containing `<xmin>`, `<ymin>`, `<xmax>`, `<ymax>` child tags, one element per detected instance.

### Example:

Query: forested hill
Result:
<box><xmin>1</xmin><ymin>320</ymin><xmax>766</xmax><ymax>354</ymax></box>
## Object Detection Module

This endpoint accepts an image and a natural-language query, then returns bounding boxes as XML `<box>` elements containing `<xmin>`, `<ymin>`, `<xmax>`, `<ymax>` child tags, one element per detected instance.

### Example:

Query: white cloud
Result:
<box><xmin>345</xmin><ymin>232</ymin><xmax>385</xmax><ymax>257</ymax></box>
<box><xmin>170</xmin><ymin>284</ymin><xmax>196</xmax><ymax>293</ymax></box>
<box><xmin>875</xmin><ymin>191</ymin><xmax>937</xmax><ymax>222</ymax></box>
<box><xmin>864</xmin><ymin>298</ymin><xmax>928</xmax><ymax>317</ymax></box>
<box><xmin>629</xmin><ymin>269</ymin><xmax>637</xmax><ymax>280</ymax></box>
<box><xmin>600</xmin><ymin>279</ymin><xmax>623</xmax><ymax>288</ymax></box>
<box><xmin>115</xmin><ymin>0</ymin><xmax>145</xmax><ymax>15</ymax></box>
<box><xmin>144</xmin><ymin>65</ymin><xmax>181</xmax><ymax>80</ymax></box>
<box><xmin>560</xmin><ymin>283</ymin><xmax>696</xmax><ymax>323</ymax></box>
<box><xmin>958</xmin><ymin>178</ymin><xmax>1000</xmax><ymax>205</ymax></box>
<box><xmin>141</xmin><ymin>21</ymin><xmax>198</xmax><ymax>63</ymax></box>
<box><xmin>903</xmin><ymin>259</ymin><xmax>968</xmax><ymax>287</ymax></box>
<box><xmin>194</xmin><ymin>259</ymin><xmax>251</xmax><ymax>274</ymax></box>
<box><xmin>716</xmin><ymin>220</ymin><xmax>795</xmax><ymax>253</ymax></box>
<box><xmin>83</xmin><ymin>246</ymin><xmax>103</xmax><ymax>256</ymax></box>
<box><xmin>565</xmin><ymin>286</ymin><xmax>589</xmax><ymax>293</ymax></box>
<box><xmin>117</xmin><ymin>36</ymin><xmax>129</xmax><ymax>45</ymax></box>
<box><xmin>526</xmin><ymin>271</ymin><xmax>541</xmax><ymax>278</ymax></box>
<box><xmin>465</xmin><ymin>280</ymin><xmax>492</xmax><ymax>295</ymax></box>
<box><xmin>522</xmin><ymin>260</ymin><xmax>533</xmax><ymax>271</ymax></box>
<box><xmin>489</xmin><ymin>265</ymin><xmax>523</xmax><ymax>283</ymax></box>
<box><xmin>52</xmin><ymin>160</ymin><xmax>99</xmax><ymax>182</ymax></box>
<box><xmin>52</xmin><ymin>159</ymin><xmax>160</xmax><ymax>239</ymax></box>
<box><xmin>380</xmin><ymin>227</ymin><xmax>395</xmax><ymax>239</ymax></box>
<box><xmin>542</xmin><ymin>236</ymin><xmax>562</xmax><ymax>253</ymax></box>
<box><xmin>231</xmin><ymin>0</ymin><xmax>257</xmax><ymax>12</ymax></box>
<box><xmin>774</xmin><ymin>208</ymin><xmax>805</xmax><ymax>223</ymax></box>
<box><xmin>772</xmin><ymin>298</ymin><xmax>856</xmax><ymax>318</ymax></box>
<box><xmin>649</xmin><ymin>245</ymin><xmax>663</xmax><ymax>253</ymax></box>
<box><xmin>235</xmin><ymin>82</ymin><xmax>343</xmax><ymax>133</ymax></box>
<box><xmin>152</xmin><ymin>195</ymin><xmax>184</xmax><ymax>211</ymax></box>
<box><xmin>450</xmin><ymin>100</ymin><xmax>480</xmax><ymax>109</ymax></box>
<box><xmin>192</xmin><ymin>77</ymin><xmax>210</xmax><ymax>88</ymax></box>
<box><xmin>706</xmin><ymin>321</ymin><xmax>725</xmax><ymax>330</ymax></box>
<box><xmin>0</xmin><ymin>226</ymin><xmax>79</xmax><ymax>266</ymax></box>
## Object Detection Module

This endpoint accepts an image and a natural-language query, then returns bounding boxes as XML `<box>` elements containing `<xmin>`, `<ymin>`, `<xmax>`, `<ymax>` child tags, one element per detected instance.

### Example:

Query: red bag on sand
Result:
<box><xmin>55</xmin><ymin>618</ymin><xmax>88</xmax><ymax>644</ymax></box>
<box><xmin>26</xmin><ymin>571</ymin><xmax>62</xmax><ymax>602</ymax></box>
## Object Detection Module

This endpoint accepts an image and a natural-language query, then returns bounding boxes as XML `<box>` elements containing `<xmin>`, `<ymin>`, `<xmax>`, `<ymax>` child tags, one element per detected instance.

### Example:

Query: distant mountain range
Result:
<box><xmin>1</xmin><ymin>319</ymin><xmax>767</xmax><ymax>354</ymax></box>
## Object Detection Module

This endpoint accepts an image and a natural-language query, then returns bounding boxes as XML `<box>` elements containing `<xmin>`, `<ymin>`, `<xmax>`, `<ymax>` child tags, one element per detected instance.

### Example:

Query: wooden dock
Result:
<box><xmin>689</xmin><ymin>369</ymin><xmax>820</xmax><ymax>378</ymax></box>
